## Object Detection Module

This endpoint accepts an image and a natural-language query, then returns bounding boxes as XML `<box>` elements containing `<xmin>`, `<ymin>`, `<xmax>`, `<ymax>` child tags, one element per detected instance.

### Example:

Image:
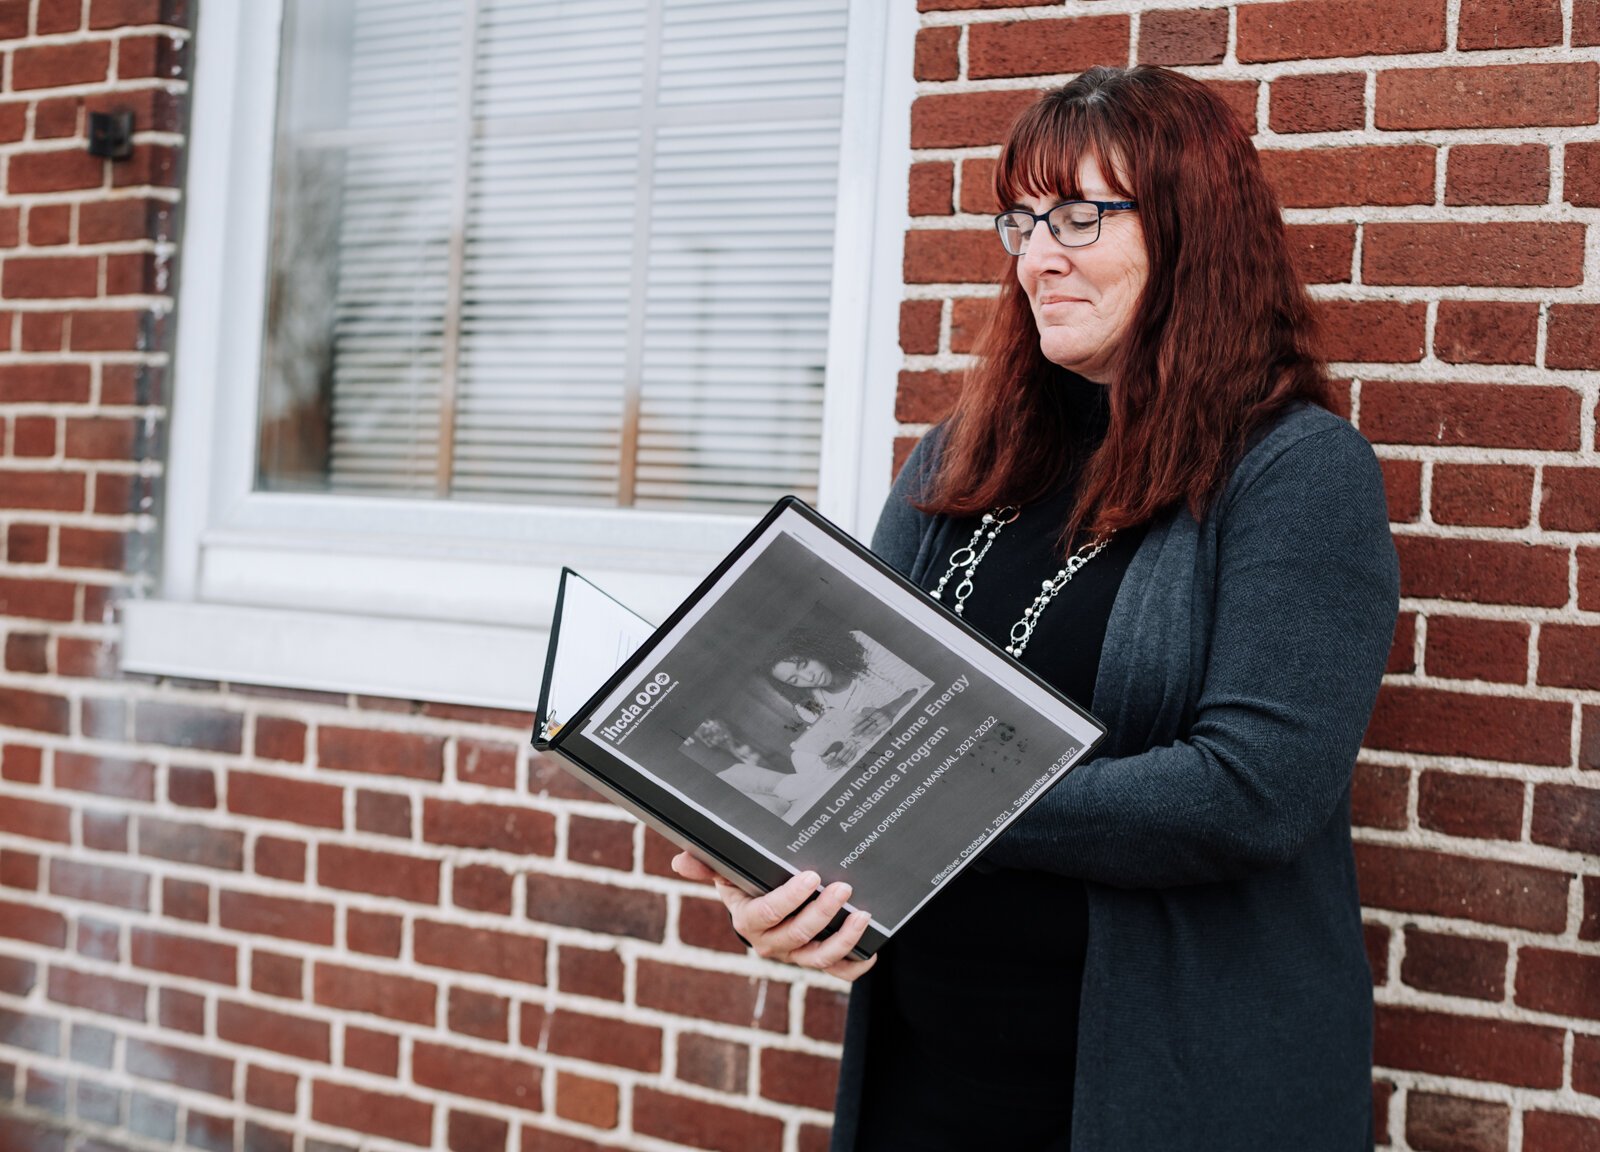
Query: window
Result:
<box><xmin>124</xmin><ymin>0</ymin><xmax>913</xmax><ymax>707</ymax></box>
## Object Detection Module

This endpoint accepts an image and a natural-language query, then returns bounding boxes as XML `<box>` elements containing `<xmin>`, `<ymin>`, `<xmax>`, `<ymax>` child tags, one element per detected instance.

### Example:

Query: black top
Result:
<box><xmin>854</xmin><ymin>379</ymin><xmax>1146</xmax><ymax>1150</ymax></box>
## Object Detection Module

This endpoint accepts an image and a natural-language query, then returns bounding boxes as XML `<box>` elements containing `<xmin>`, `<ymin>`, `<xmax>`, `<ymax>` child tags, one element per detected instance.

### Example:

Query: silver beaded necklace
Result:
<box><xmin>930</xmin><ymin>508</ymin><xmax>1111</xmax><ymax>659</ymax></box>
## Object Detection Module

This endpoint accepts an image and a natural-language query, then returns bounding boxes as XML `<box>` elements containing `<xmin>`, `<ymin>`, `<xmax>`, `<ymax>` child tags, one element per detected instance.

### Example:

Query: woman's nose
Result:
<box><xmin>1020</xmin><ymin>219</ymin><xmax>1068</xmax><ymax>273</ymax></box>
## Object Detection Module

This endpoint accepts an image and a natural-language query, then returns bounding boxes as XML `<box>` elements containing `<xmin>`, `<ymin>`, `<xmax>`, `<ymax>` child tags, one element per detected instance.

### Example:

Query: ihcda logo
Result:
<box><xmin>601</xmin><ymin>671</ymin><xmax>673</xmax><ymax>742</ymax></box>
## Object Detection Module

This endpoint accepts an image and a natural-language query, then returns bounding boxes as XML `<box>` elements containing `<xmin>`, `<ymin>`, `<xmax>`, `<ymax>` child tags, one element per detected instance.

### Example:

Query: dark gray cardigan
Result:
<box><xmin>833</xmin><ymin>403</ymin><xmax>1399</xmax><ymax>1151</ymax></box>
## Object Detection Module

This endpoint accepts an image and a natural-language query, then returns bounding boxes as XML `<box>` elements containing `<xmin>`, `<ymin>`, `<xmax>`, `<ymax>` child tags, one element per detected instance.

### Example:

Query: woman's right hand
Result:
<box><xmin>671</xmin><ymin>852</ymin><xmax>878</xmax><ymax>982</ymax></box>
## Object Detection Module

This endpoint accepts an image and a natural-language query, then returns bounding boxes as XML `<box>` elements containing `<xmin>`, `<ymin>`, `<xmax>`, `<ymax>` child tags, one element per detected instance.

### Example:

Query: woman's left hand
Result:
<box><xmin>671</xmin><ymin>852</ymin><xmax>878</xmax><ymax>982</ymax></box>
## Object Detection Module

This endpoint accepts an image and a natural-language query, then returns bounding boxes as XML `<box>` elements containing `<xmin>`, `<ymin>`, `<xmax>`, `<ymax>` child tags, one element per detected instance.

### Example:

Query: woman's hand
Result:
<box><xmin>671</xmin><ymin>852</ymin><xmax>878</xmax><ymax>982</ymax></box>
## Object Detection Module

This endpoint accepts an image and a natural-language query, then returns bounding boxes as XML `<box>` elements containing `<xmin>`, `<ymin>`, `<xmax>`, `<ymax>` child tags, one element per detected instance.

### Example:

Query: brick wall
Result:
<box><xmin>0</xmin><ymin>2</ymin><xmax>1595</xmax><ymax>1152</ymax></box>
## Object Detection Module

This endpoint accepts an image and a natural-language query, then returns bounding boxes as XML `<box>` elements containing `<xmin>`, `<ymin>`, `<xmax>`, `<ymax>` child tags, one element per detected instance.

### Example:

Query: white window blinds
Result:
<box><xmin>261</xmin><ymin>0</ymin><xmax>850</xmax><ymax>513</ymax></box>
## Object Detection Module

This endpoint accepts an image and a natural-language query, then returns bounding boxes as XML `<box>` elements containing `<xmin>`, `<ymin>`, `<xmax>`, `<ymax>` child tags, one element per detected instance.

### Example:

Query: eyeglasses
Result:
<box><xmin>994</xmin><ymin>199</ymin><xmax>1139</xmax><ymax>256</ymax></box>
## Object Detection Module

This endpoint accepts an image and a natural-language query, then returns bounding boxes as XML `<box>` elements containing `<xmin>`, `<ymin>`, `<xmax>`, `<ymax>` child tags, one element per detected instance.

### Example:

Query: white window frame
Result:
<box><xmin>123</xmin><ymin>0</ymin><xmax>916</xmax><ymax>709</ymax></box>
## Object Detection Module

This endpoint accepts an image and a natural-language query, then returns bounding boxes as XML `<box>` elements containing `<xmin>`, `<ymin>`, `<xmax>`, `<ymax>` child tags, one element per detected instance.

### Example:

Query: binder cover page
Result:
<box><xmin>561</xmin><ymin>505</ymin><xmax>1102</xmax><ymax>938</ymax></box>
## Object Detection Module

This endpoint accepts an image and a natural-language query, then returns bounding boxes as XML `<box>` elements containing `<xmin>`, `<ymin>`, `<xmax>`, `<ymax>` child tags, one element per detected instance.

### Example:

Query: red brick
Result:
<box><xmin>245</xmin><ymin>1065</ymin><xmax>298</xmax><ymax>1114</ymax></box>
<box><xmin>1264</xmin><ymin>146</ymin><xmax>1434</xmax><ymax>208</ymax></box>
<box><xmin>1375</xmin><ymin>1005</ymin><xmax>1563</xmax><ymax>1087</ymax></box>
<box><xmin>1379</xmin><ymin>463</ymin><xmax>1421</xmax><ymax>527</ymax></box>
<box><xmin>18</xmin><ymin>313</ymin><xmax>64</xmax><ymax>353</ymax></box>
<box><xmin>47</xmin><ymin>965</ymin><xmax>146</xmax><ymax>1020</ymax></box>
<box><xmin>1137</xmin><ymin>7</ymin><xmax>1226</xmax><ymax>65</ymax></box>
<box><xmin>1365</xmin><ymin>921</ymin><xmax>1391</xmax><ymax>986</ymax></box>
<box><xmin>250</xmin><ymin>950</ymin><xmax>302</xmax><ymax>999</ymax></box>
<box><xmin>1</xmin><ymin>471</ymin><xmax>85</xmax><ymax>513</ymax></box>
<box><xmin>1394</xmin><ymin>537</ymin><xmax>1569</xmax><ymax>609</ymax></box>
<box><xmin>910</xmin><ymin>88</ymin><xmax>1047</xmax><ymax>149</ymax></box>
<box><xmin>1514</xmin><ymin>947</ymin><xmax>1600</xmax><ymax>1020</ymax></box>
<box><xmin>312</xmin><ymin>1081</ymin><xmax>432</xmax><ymax>1148</ymax></box>
<box><xmin>25</xmin><ymin>204</ymin><xmax>71</xmax><ymax>246</ymax></box>
<box><xmin>1548</xmin><ymin>304</ymin><xmax>1600</xmax><ymax>370</ymax></box>
<box><xmin>11</xmin><ymin>41</ymin><xmax>111</xmax><ymax>89</ymax></box>
<box><xmin>557</xmin><ymin>945</ymin><xmax>623</xmax><ymax>1002</ymax></box>
<box><xmin>313</xmin><ymin>962</ymin><xmax>435</xmax><ymax>1026</ymax></box>
<box><xmin>422</xmin><ymin>798</ymin><xmax>553</xmax><ymax>855</ymax></box>
<box><xmin>1542</xmin><ymin>467</ymin><xmax>1600</xmax><ymax>532</ymax></box>
<box><xmin>0</xmin><ymin>686</ymin><xmax>69</xmax><ymax>734</ymax></box>
<box><xmin>217</xmin><ymin>1000</ymin><xmax>329</xmax><ymax>1062</ymax></box>
<box><xmin>0</xmin><ymin>363</ymin><xmax>91</xmax><ymax>404</ymax></box>
<box><xmin>1371</xmin><ymin>680</ymin><xmax>1568</xmax><ymax>768</ymax></box>
<box><xmin>959</xmin><ymin>157</ymin><xmax>998</xmax><ymax>215</ymax></box>
<box><xmin>1287</xmin><ymin>223</ymin><xmax>1354</xmax><ymax>284</ymax></box>
<box><xmin>1360</xmin><ymin>382</ymin><xmax>1578</xmax><ymax>450</ymax></box>
<box><xmin>567</xmin><ymin>815</ymin><xmax>634</xmax><ymax>871</ymax></box>
<box><xmin>317</xmin><ymin>726</ymin><xmax>443</xmax><ymax>781</ymax></box>
<box><xmin>343</xmin><ymin>1025</ymin><xmax>399</xmax><ymax>1076</ymax></box>
<box><xmin>219</xmin><ymin>891</ymin><xmax>335</xmax><ymax>946</ymax></box>
<box><xmin>1</xmin><ymin>255</ymin><xmax>97</xmax><ymax>298</ymax></box>
<box><xmin>318</xmin><ymin>844</ymin><xmax>438</xmax><ymax>904</ymax></box>
<box><xmin>899</xmin><ymin>299</ymin><xmax>940</xmax><ymax>355</ymax></box>
<box><xmin>678</xmin><ymin>1032</ymin><xmax>749</xmax><ymax>1092</ymax></box>
<box><xmin>452</xmin><ymin>863</ymin><xmax>513</xmax><ymax>914</ymax></box>
<box><xmin>418</xmin><ymin>700</ymin><xmax>532</xmax><ymax>728</ymax></box>
<box><xmin>1586</xmin><ymin>707</ymin><xmax>1600</xmax><ymax>774</ymax></box>
<box><xmin>1567</xmin><ymin>141</ymin><xmax>1600</xmax><ymax>206</ymax></box>
<box><xmin>1524</xmin><ymin>1111</ymin><xmax>1600</xmax><ymax>1152</ymax></box>
<box><xmin>161</xmin><ymin>876</ymin><xmax>208</xmax><ymax>923</ymax></box>
<box><xmin>520</xmin><ymin>1005</ymin><xmax>657</xmax><ymax>1074</ymax></box>
<box><xmin>968</xmin><ymin>15</ymin><xmax>1128</xmax><ymax>79</ymax></box>
<box><xmin>1377</xmin><ymin>64</ymin><xmax>1599</xmax><ymax>130</ymax></box>
<box><xmin>447</xmin><ymin>986</ymin><xmax>508</xmax><ymax>1042</ymax></box>
<box><xmin>1431</xmin><ymin>464</ymin><xmax>1533</xmax><ymax>528</ymax></box>
<box><xmin>35</xmin><ymin>0</ymin><xmax>82</xmax><ymax>32</ymax></box>
<box><xmin>1317</xmin><ymin>301</ymin><xmax>1425</xmax><ymax>363</ymax></box>
<box><xmin>0</xmin><ymin>576</ymin><xmax>76</xmax><ymax>622</ymax></box>
<box><xmin>634</xmin><ymin>1087</ymin><xmax>783</xmax><ymax>1152</ymax></box>
<box><xmin>1459</xmin><ymin>0</ymin><xmax>1562</xmax><ymax>48</ymax></box>
<box><xmin>2</xmin><ymin>742</ymin><xmax>43</xmax><ymax>783</ymax></box>
<box><xmin>1364</xmin><ymin>223</ymin><xmax>1583</xmax><ymax>288</ymax></box>
<box><xmin>759</xmin><ymin>1047</ymin><xmax>839</xmax><ymax>1111</ymax></box>
<box><xmin>949</xmin><ymin>297</ymin><xmax>993</xmax><ymax>354</ymax></box>
<box><xmin>82</xmin><ymin>807</ymin><xmax>128</xmax><ymax>852</ymax></box>
<box><xmin>414</xmin><ymin>1041</ymin><xmax>542</xmax><ymax>1110</ymax></box>
<box><xmin>12</xmin><ymin>416</ymin><xmax>56</xmax><ymax>458</ymax></box>
<box><xmin>0</xmin><ymin>897</ymin><xmax>64</xmax><ymax>947</ymax></box>
<box><xmin>117</xmin><ymin>32</ymin><xmax>184</xmax><ymax>80</ymax></box>
<box><xmin>1423</xmin><ymin>616</ymin><xmax>1528</xmax><ymax>684</ymax></box>
<box><xmin>131</xmin><ymin>927</ymin><xmax>236</xmax><ymax>985</ymax></box>
<box><xmin>907</xmin><ymin>161</ymin><xmax>952</xmax><ymax>217</ymax></box>
<box><xmin>1446</xmin><ymin>143</ymin><xmax>1549</xmax><ymax>206</ymax></box>
<box><xmin>526</xmin><ymin>873</ymin><xmax>664</xmax><ymax>940</ymax></box>
<box><xmin>1434</xmin><ymin>301</ymin><xmax>1537</xmax><ymax>365</ymax></box>
<box><xmin>136</xmin><ymin>815</ymin><xmax>242</xmax><ymax>870</ymax></box>
<box><xmin>415</xmin><ymin>919</ymin><xmax>545</xmax><ymax>983</ymax></box>
<box><xmin>0</xmin><ymin>796</ymin><xmax>70</xmax><ymax>844</ymax></box>
<box><xmin>127</xmin><ymin>1038</ymin><xmax>233</xmax><ymax>1097</ymax></box>
<box><xmin>1584</xmin><ymin>547</ymin><xmax>1600</xmax><ymax>610</ymax></box>
<box><xmin>246</xmin><ymin>716</ymin><xmax>304</xmax><ymax>764</ymax></box>
<box><xmin>1239</xmin><ymin>0</ymin><xmax>1443</xmax><ymax>60</ymax></box>
<box><xmin>3</xmin><ymin>631</ymin><xmax>47</xmax><ymax>673</ymax></box>
<box><xmin>456</xmin><ymin>737</ymin><xmax>515</xmax><ymax>788</ymax></box>
<box><xmin>1352</xmin><ymin>760</ymin><xmax>1409</xmax><ymax>831</ymax></box>
<box><xmin>449</xmin><ymin>1111</ymin><xmax>509</xmax><ymax>1152</ymax></box>
<box><xmin>895</xmin><ymin>368</ymin><xmax>964</xmax><ymax>425</ymax></box>
<box><xmin>0</xmin><ymin>1</ymin><xmax>26</xmax><ymax>37</ymax></box>
<box><xmin>59</xmin><ymin>526</ymin><xmax>127</xmax><ymax>570</ymax></box>
<box><xmin>227</xmin><ymin>770</ymin><xmax>343</xmax><ymax>829</ymax></box>
<box><xmin>528</xmin><ymin>751</ymin><xmax>598</xmax><ymax>801</ymax></box>
<box><xmin>110</xmin><ymin>144</ymin><xmax>181</xmax><ymax>190</ymax></box>
<box><xmin>166</xmin><ymin>765</ymin><xmax>216</xmax><ymax>809</ymax></box>
<box><xmin>679</xmin><ymin>894</ymin><xmax>746</xmax><ymax>954</ymax></box>
<box><xmin>636</xmin><ymin>960</ymin><xmax>788</xmax><ymax>1031</ymax></box>
<box><xmin>1401</xmin><ymin>928</ymin><xmax>1507</xmax><ymax>1001</ymax></box>
<box><xmin>1539</xmin><ymin>625</ymin><xmax>1600</xmax><ymax>691</ymax></box>
<box><xmin>1530</xmin><ymin>783</ymin><xmax>1600</xmax><ymax>854</ymax></box>
<box><xmin>903</xmin><ymin>227</ymin><xmax>1004</xmax><ymax>286</ymax></box>
<box><xmin>914</xmin><ymin>26</ymin><xmax>958</xmax><ymax>81</ymax></box>
<box><xmin>345</xmin><ymin>908</ymin><xmax>401</xmax><ymax>957</ymax></box>
<box><xmin>355</xmin><ymin>789</ymin><xmax>410</xmax><ymax>838</ymax></box>
<box><xmin>49</xmin><ymin>859</ymin><xmax>149</xmax><ymax>911</ymax></box>
<box><xmin>1580</xmin><ymin>0</ymin><xmax>1600</xmax><ymax>43</ymax></box>
<box><xmin>555</xmin><ymin>1070</ymin><xmax>618</xmax><ymax>1129</ymax></box>
<box><xmin>0</xmin><ymin>847</ymin><xmax>41</xmax><ymax>890</ymax></box>
<box><xmin>132</xmin><ymin>698</ymin><xmax>240</xmax><ymax>751</ymax></box>
<box><xmin>90</xmin><ymin>0</ymin><xmax>191</xmax><ymax>29</ymax></box>
<box><xmin>1269</xmin><ymin>72</ymin><xmax>1365</xmax><ymax>133</ymax></box>
<box><xmin>1404</xmin><ymin>1091</ymin><xmax>1509</xmax><ymax>1152</ymax></box>
<box><xmin>1354</xmin><ymin>843</ymin><xmax>1568</xmax><ymax>931</ymax></box>
<box><xmin>1576</xmin><ymin>1033</ymin><xmax>1600</xmax><ymax>1096</ymax></box>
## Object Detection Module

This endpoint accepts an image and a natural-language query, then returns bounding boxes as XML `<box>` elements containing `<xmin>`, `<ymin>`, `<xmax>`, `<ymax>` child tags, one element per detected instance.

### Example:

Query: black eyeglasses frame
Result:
<box><xmin>993</xmin><ymin>199</ymin><xmax>1139</xmax><ymax>255</ymax></box>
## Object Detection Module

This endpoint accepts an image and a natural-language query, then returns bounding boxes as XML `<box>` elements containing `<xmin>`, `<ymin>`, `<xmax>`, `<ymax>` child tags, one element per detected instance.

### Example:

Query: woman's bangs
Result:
<box><xmin>994</xmin><ymin>99</ymin><xmax>1131</xmax><ymax>207</ymax></box>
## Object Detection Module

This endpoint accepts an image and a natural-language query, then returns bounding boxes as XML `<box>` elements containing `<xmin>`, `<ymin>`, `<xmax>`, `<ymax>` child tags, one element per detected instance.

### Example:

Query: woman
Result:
<box><xmin>675</xmin><ymin>65</ymin><xmax>1397</xmax><ymax>1150</ymax></box>
<box><xmin>768</xmin><ymin>626</ymin><xmax>931</xmax><ymax>763</ymax></box>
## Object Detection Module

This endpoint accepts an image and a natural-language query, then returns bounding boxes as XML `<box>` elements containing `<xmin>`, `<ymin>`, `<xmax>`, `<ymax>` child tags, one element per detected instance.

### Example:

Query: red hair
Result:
<box><xmin>921</xmin><ymin>66</ymin><xmax>1331</xmax><ymax>543</ymax></box>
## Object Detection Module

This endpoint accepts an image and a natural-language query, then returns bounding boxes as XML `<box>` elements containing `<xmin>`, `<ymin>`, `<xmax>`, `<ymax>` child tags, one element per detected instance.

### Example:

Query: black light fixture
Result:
<box><xmin>87</xmin><ymin>109</ymin><xmax>135</xmax><ymax>160</ymax></box>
